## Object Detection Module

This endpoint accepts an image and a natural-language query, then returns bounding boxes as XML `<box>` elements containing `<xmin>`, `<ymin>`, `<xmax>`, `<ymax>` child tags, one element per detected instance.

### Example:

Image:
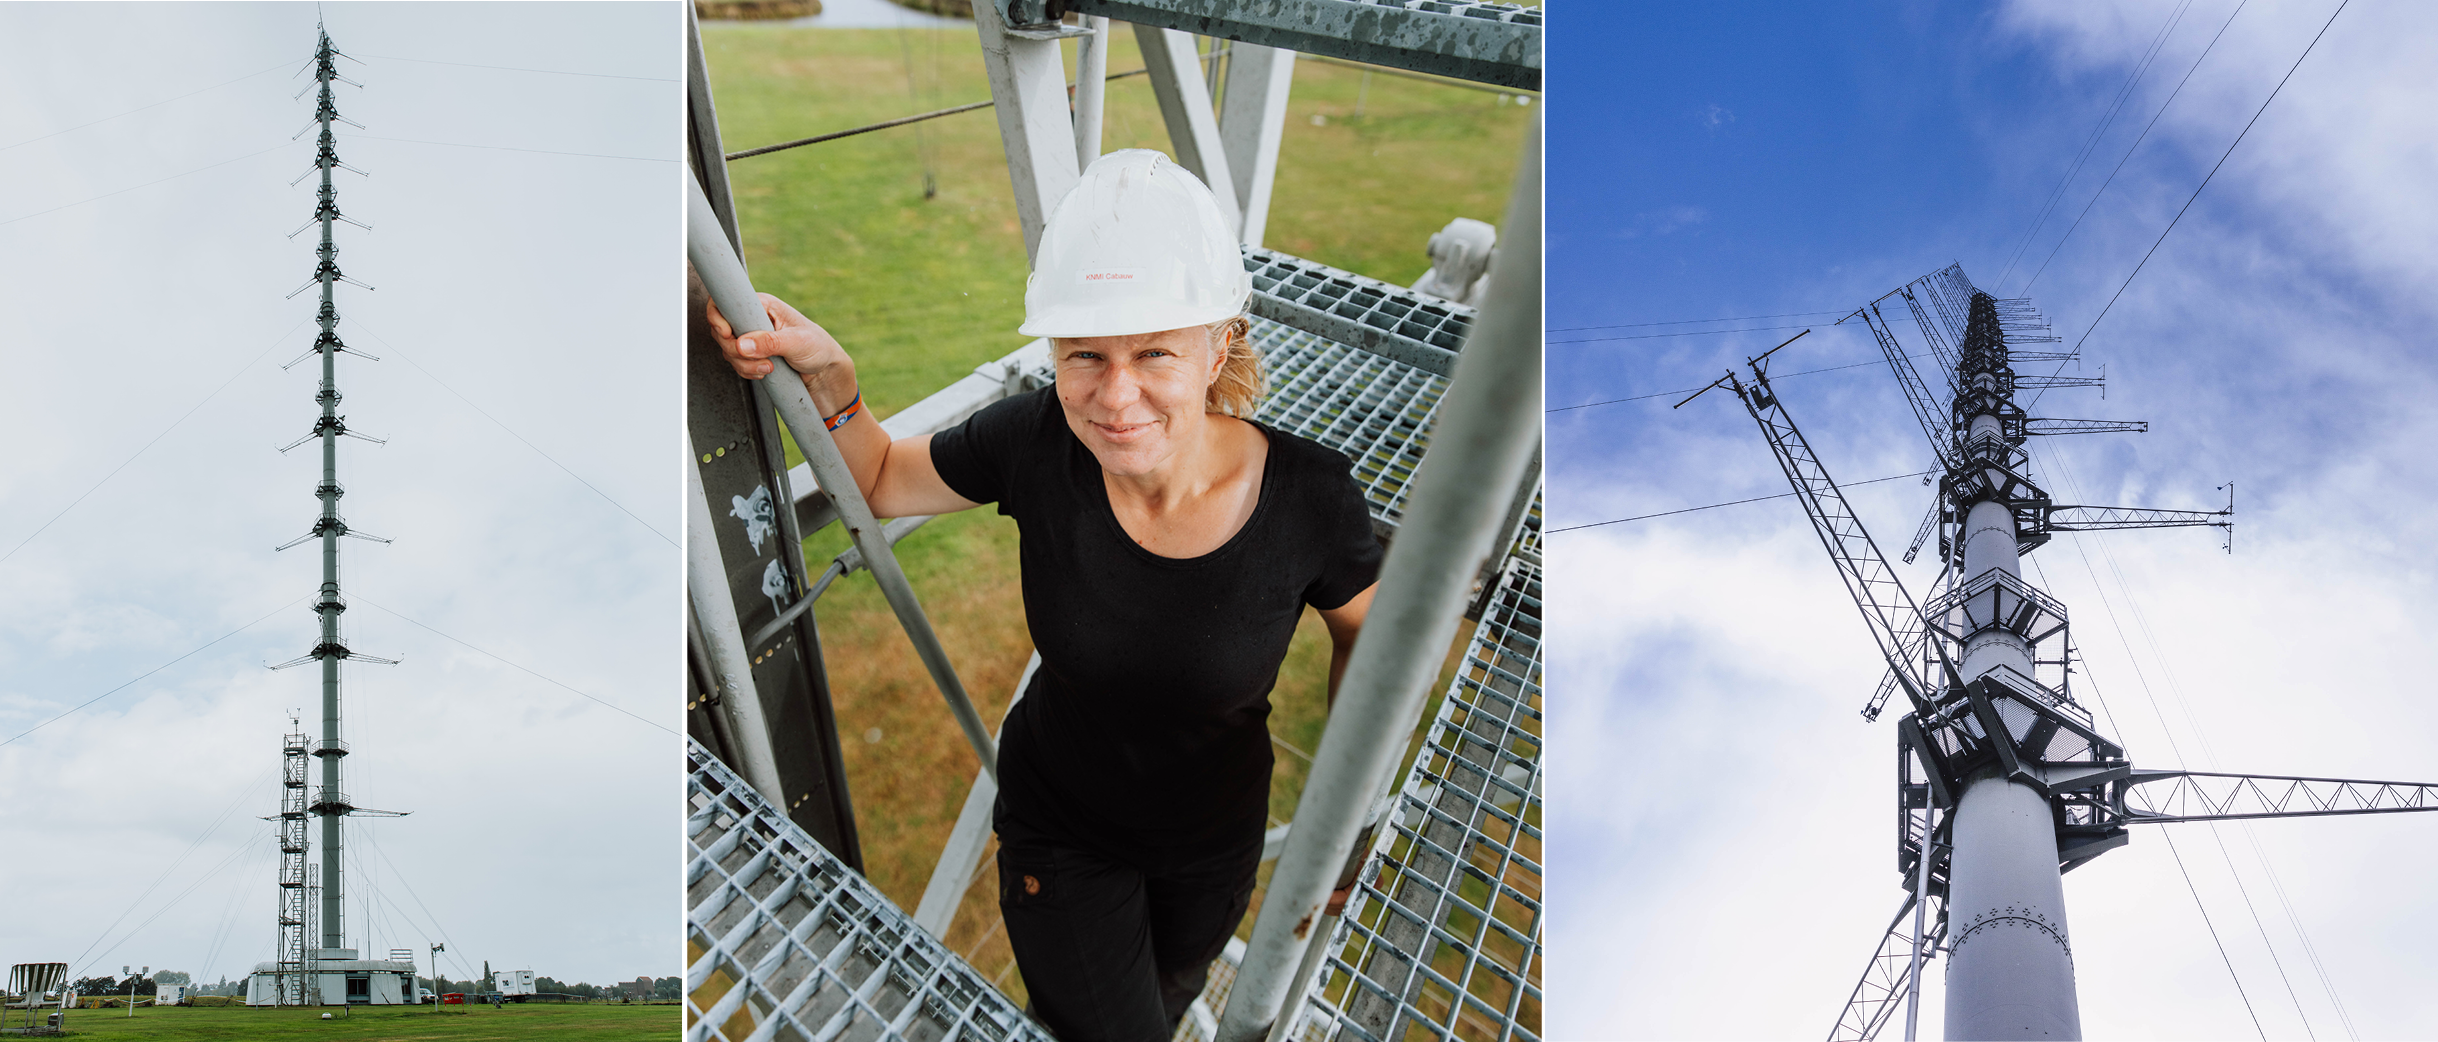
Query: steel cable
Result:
<box><xmin>2039</xmin><ymin>0</ymin><xmax>2350</xmax><ymax>410</ymax></box>
<box><xmin>354</xmin><ymin>53</ymin><xmax>674</xmax><ymax>83</ymax></box>
<box><xmin>1550</xmin><ymin>352</ymin><xmax>1929</xmax><ymax>413</ymax></box>
<box><xmin>1992</xmin><ymin>0</ymin><xmax>2194</xmax><ymax>292</ymax></box>
<box><xmin>0</xmin><ymin>57</ymin><xmax>300</xmax><ymax>154</ymax></box>
<box><xmin>343</xmin><ymin>319</ymin><xmax>676</xmax><ymax>547</ymax></box>
<box><xmin>2163</xmin><ymin>827</ymin><xmax>2269</xmax><ymax>1040</ymax></box>
<box><xmin>353</xmin><ymin>596</ymin><xmax>674</xmax><ymax>736</ymax></box>
<box><xmin>2036</xmin><ymin>445</ymin><xmax>2317</xmax><ymax>1036</ymax></box>
<box><xmin>1550</xmin><ymin>309</ymin><xmax>1846</xmax><ymax>333</ymax></box>
<box><xmin>72</xmin><ymin>818</ymin><xmax>275</xmax><ymax>982</ymax></box>
<box><xmin>2021</xmin><ymin>557</ymin><xmax>2267</xmax><ymax>1041</ymax></box>
<box><xmin>0</xmin><ymin>596</ymin><xmax>308</xmax><ymax>749</ymax></box>
<box><xmin>1548</xmin><ymin>470</ymin><xmax>1935</xmax><ymax>534</ymax></box>
<box><xmin>2019</xmin><ymin>0</ymin><xmax>2253</xmax><ymax>297</ymax></box>
<box><xmin>2047</xmin><ymin>444</ymin><xmax>2328</xmax><ymax>1036</ymax></box>
<box><xmin>0</xmin><ymin>142</ymin><xmax>290</xmax><ymax>228</ymax></box>
<box><xmin>0</xmin><ymin>317</ymin><xmax>309</xmax><ymax>568</ymax></box>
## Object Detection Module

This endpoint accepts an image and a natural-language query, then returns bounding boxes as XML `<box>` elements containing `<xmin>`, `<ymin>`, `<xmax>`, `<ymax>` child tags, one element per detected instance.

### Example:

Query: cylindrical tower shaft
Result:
<box><xmin>1941</xmin><ymin>295</ymin><xmax>2079</xmax><ymax>1040</ymax></box>
<box><xmin>306</xmin><ymin>27</ymin><xmax>352</xmax><ymax>958</ymax></box>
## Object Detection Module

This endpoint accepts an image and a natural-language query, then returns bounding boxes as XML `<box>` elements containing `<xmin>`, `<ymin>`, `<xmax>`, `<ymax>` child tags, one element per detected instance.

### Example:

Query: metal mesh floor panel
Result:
<box><xmin>1252</xmin><ymin>320</ymin><xmax>1449</xmax><ymax>532</ymax></box>
<box><xmin>1292</xmin><ymin>560</ymin><xmax>1545</xmax><ymax>1042</ymax></box>
<box><xmin>1245</xmin><ymin>247</ymin><xmax>1474</xmax><ymax>377</ymax></box>
<box><xmin>686</xmin><ymin>741</ymin><xmax>1050</xmax><ymax>1042</ymax></box>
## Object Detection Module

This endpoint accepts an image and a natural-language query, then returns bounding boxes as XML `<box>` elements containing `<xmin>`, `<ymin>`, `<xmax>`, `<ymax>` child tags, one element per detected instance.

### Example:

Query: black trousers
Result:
<box><xmin>995</xmin><ymin>815</ymin><xmax>1261</xmax><ymax>1042</ymax></box>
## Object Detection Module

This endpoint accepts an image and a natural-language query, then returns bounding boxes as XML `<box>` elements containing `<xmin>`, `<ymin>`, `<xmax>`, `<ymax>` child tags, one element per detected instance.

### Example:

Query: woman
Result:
<box><xmin>709</xmin><ymin>150</ymin><xmax>1379</xmax><ymax>1040</ymax></box>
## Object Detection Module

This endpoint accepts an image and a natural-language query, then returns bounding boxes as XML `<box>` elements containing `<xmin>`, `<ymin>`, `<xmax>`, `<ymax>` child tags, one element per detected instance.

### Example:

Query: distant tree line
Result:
<box><xmin>57</xmin><ymin>969</ymin><xmax>682</xmax><ymax>1003</ymax></box>
<box><xmin>411</xmin><ymin>975</ymin><xmax>680</xmax><ymax>1001</ymax></box>
<box><xmin>68</xmin><ymin>976</ymin><xmax>152</xmax><ymax>997</ymax></box>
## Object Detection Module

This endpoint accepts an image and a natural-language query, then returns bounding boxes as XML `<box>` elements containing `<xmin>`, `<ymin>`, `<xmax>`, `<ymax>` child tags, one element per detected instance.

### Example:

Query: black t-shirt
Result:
<box><xmin>929</xmin><ymin>387</ymin><xmax>1383</xmax><ymax>867</ymax></box>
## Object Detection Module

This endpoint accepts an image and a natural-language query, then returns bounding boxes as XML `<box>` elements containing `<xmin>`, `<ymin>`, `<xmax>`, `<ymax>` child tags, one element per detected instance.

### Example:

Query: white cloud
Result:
<box><xmin>1548</xmin><ymin>2</ymin><xmax>2438</xmax><ymax>1036</ymax></box>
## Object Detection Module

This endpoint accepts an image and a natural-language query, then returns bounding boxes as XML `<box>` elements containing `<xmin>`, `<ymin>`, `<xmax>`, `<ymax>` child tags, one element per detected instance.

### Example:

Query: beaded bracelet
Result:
<box><xmin>823</xmin><ymin>391</ymin><xmax>864</xmax><ymax>432</ymax></box>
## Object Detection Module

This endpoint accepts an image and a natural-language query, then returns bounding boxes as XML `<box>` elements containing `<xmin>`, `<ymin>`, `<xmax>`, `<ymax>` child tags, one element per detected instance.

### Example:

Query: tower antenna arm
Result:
<box><xmin>1749</xmin><ymin>327</ymin><xmax>1809</xmax><ymax>372</ymax></box>
<box><xmin>1672</xmin><ymin>370</ymin><xmax>1736</xmax><ymax>410</ymax></box>
<box><xmin>1683</xmin><ymin>355</ymin><xmax>1959</xmax><ymax>719</ymax></box>
<box><xmin>2121</xmin><ymin>770</ymin><xmax>2438</xmax><ymax>823</ymax></box>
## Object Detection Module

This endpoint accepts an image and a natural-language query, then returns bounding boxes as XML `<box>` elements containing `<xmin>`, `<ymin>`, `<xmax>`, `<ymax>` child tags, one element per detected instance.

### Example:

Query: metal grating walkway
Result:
<box><xmin>1255</xmin><ymin>320</ymin><xmax>1449</xmax><ymax>532</ymax></box>
<box><xmin>1245</xmin><ymin>246</ymin><xmax>1475</xmax><ymax>377</ymax></box>
<box><xmin>1289</xmin><ymin>555</ymin><xmax>1543</xmax><ymax>1042</ymax></box>
<box><xmin>686</xmin><ymin>741</ymin><xmax>1053</xmax><ymax>1042</ymax></box>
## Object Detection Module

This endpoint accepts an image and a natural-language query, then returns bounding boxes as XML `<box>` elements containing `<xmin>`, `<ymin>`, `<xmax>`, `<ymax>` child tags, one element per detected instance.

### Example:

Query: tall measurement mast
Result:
<box><xmin>1694</xmin><ymin>261</ymin><xmax>2438</xmax><ymax>1037</ymax></box>
<box><xmin>271</xmin><ymin>24</ymin><xmax>395</xmax><ymax>965</ymax></box>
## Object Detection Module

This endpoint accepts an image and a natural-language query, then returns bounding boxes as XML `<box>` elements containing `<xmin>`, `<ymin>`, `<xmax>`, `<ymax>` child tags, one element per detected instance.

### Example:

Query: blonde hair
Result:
<box><xmin>1205</xmin><ymin>315</ymin><xmax>1264</xmax><ymax>418</ymax></box>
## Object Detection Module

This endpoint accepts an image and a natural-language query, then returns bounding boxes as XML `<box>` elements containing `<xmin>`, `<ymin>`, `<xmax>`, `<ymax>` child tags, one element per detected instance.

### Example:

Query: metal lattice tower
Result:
<box><xmin>268</xmin><ymin>25</ymin><xmax>396</xmax><ymax>973</ymax></box>
<box><xmin>276</xmin><ymin>722</ymin><xmax>311</xmax><ymax>1004</ymax></box>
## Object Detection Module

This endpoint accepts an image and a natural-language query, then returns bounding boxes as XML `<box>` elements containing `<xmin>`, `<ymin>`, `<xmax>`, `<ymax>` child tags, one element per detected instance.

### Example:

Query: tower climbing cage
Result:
<box><xmin>277</xmin><ymin>725</ymin><xmax>313</xmax><ymax>1005</ymax></box>
<box><xmin>682</xmin><ymin>4</ymin><xmax>1539</xmax><ymax>1040</ymax></box>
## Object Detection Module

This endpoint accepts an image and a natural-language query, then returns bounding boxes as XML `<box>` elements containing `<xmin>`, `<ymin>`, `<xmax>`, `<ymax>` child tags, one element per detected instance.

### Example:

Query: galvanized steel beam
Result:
<box><xmin>975</xmin><ymin>0</ymin><xmax>1083</xmax><ymax>261</ymax></box>
<box><xmin>1134</xmin><ymin>23</ymin><xmax>1243</xmax><ymax>234</ymax></box>
<box><xmin>1047</xmin><ymin>0</ymin><xmax>1542</xmax><ymax>90</ymax></box>
<box><xmin>912</xmin><ymin>655</ymin><xmax>1040</xmax><ymax>939</ymax></box>
<box><xmin>1242</xmin><ymin>246</ymin><xmax>1468</xmax><ymax>377</ymax></box>
<box><xmin>1219</xmin><ymin>43</ymin><xmax>1296</xmax><ymax>247</ymax></box>
<box><xmin>1071</xmin><ymin>16</ymin><xmax>1112</xmax><ymax>168</ymax></box>
<box><xmin>2122</xmin><ymin>770</ymin><xmax>2438</xmax><ymax>823</ymax></box>
<box><xmin>686</xmin><ymin>434</ymin><xmax>788</xmax><ymax>807</ymax></box>
<box><xmin>1215</xmin><ymin>113</ymin><xmax>1541</xmax><ymax>1042</ymax></box>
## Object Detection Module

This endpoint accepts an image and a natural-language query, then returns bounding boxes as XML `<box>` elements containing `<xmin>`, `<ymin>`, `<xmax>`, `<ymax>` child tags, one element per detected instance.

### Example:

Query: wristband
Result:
<box><xmin>823</xmin><ymin>391</ymin><xmax>864</xmax><ymax>432</ymax></box>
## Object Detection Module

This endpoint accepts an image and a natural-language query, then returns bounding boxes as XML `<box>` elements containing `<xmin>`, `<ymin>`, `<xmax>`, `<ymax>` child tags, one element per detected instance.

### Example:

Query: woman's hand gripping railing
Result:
<box><xmin>686</xmin><ymin>166</ymin><xmax>998</xmax><ymax>783</ymax></box>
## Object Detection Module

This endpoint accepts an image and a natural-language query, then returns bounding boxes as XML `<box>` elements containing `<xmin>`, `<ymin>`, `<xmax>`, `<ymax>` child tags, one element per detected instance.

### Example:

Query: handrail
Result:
<box><xmin>1214</xmin><ymin>113</ymin><xmax>1544</xmax><ymax>1042</ymax></box>
<box><xmin>686</xmin><ymin>166</ymin><xmax>998</xmax><ymax>782</ymax></box>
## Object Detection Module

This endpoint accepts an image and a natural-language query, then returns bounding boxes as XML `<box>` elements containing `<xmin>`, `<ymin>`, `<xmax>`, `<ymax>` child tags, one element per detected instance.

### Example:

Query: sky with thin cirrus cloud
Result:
<box><xmin>0</xmin><ymin>3</ymin><xmax>678</xmax><ymax>990</ymax></box>
<box><xmin>1543</xmin><ymin>1</ymin><xmax>2438</xmax><ymax>1038</ymax></box>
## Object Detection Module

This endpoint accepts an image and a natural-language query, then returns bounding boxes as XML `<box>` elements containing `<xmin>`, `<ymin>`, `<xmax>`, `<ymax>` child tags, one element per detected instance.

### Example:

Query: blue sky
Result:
<box><xmin>0</xmin><ymin>3</ymin><xmax>678</xmax><ymax>990</ymax></box>
<box><xmin>1546</xmin><ymin>1</ymin><xmax>2438</xmax><ymax>1037</ymax></box>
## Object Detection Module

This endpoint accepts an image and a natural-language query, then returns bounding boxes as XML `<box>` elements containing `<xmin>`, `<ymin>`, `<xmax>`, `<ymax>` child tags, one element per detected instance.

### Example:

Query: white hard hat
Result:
<box><xmin>1019</xmin><ymin>149</ymin><xmax>1250</xmax><ymax>339</ymax></box>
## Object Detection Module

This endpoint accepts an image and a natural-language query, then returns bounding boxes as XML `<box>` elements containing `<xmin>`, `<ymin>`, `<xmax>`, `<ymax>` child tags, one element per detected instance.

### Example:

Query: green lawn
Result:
<box><xmin>27</xmin><ymin>1003</ymin><xmax>676</xmax><ymax>1040</ymax></box>
<box><xmin>699</xmin><ymin>23</ymin><xmax>1530</xmax><ymax>998</ymax></box>
<box><xmin>703</xmin><ymin>25</ymin><xmax>1531</xmax><ymax>418</ymax></box>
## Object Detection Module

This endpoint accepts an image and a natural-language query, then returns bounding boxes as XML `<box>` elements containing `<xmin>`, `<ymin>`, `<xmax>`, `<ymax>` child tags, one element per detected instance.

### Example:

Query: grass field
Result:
<box><xmin>21</xmin><ymin>1002</ymin><xmax>676</xmax><ymax>1040</ymax></box>
<box><xmin>700</xmin><ymin>23</ymin><xmax>1530</xmax><ymax>1001</ymax></box>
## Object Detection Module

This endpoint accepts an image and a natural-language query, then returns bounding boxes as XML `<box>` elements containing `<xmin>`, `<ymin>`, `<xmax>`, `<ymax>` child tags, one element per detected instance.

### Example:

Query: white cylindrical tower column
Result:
<box><xmin>1938</xmin><ymin>295</ymin><xmax>2080</xmax><ymax>1039</ymax></box>
<box><xmin>1943</xmin><ymin>768</ymin><xmax>2078</xmax><ymax>1039</ymax></box>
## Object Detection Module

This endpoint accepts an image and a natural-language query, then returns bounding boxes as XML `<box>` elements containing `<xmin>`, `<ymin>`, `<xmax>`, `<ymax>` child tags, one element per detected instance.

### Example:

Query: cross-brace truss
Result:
<box><xmin>1829</xmin><ymin>889</ymin><xmax>1948</xmax><ymax>1042</ymax></box>
<box><xmin>2024</xmin><ymin>418</ymin><xmax>2146</xmax><ymax>437</ymax></box>
<box><xmin>2122</xmin><ymin>770</ymin><xmax>2438</xmax><ymax>823</ymax></box>
<box><xmin>2046</xmin><ymin>505</ymin><xmax>2230</xmax><ymax>533</ymax></box>
<box><xmin>1700</xmin><ymin>362</ymin><xmax>1960</xmax><ymax>721</ymax></box>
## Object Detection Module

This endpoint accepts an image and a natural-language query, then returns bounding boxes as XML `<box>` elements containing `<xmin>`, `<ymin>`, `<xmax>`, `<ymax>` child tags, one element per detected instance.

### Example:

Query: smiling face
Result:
<box><xmin>1053</xmin><ymin>325</ymin><xmax>1223</xmax><ymax>478</ymax></box>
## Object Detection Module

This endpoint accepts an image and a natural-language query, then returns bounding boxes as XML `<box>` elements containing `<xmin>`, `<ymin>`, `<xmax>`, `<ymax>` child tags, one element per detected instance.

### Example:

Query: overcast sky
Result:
<box><xmin>1546</xmin><ymin>1</ymin><xmax>2437</xmax><ymax>1038</ymax></box>
<box><xmin>0</xmin><ymin>2</ymin><xmax>679</xmax><ymax>988</ymax></box>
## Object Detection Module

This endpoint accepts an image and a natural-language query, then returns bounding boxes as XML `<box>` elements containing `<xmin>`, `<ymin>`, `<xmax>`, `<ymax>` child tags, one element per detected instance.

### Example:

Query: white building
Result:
<box><xmin>492</xmin><ymin>969</ymin><xmax>536</xmax><ymax>997</ymax></box>
<box><xmin>243</xmin><ymin>950</ymin><xmax>419</xmax><ymax>1006</ymax></box>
